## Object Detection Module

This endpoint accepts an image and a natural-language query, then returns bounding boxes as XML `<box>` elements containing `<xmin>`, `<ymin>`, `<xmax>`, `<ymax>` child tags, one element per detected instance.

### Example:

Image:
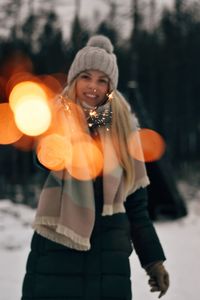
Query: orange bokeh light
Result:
<box><xmin>36</xmin><ymin>133</ymin><xmax>72</xmax><ymax>171</ymax></box>
<box><xmin>8</xmin><ymin>81</ymin><xmax>52</xmax><ymax>136</ymax></box>
<box><xmin>37</xmin><ymin>131</ymin><xmax>104</xmax><ymax>180</ymax></box>
<box><xmin>67</xmin><ymin>133</ymin><xmax>103</xmax><ymax>180</ymax></box>
<box><xmin>9</xmin><ymin>80</ymin><xmax>47</xmax><ymax>112</ymax></box>
<box><xmin>128</xmin><ymin>128</ymin><xmax>166</xmax><ymax>162</ymax></box>
<box><xmin>0</xmin><ymin>103</ymin><xmax>23</xmax><ymax>144</ymax></box>
<box><xmin>14</xmin><ymin>95</ymin><xmax>52</xmax><ymax>136</ymax></box>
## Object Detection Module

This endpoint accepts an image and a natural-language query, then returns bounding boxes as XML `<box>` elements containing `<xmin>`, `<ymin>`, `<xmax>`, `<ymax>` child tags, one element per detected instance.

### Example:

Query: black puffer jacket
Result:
<box><xmin>21</xmin><ymin>175</ymin><xmax>165</xmax><ymax>300</ymax></box>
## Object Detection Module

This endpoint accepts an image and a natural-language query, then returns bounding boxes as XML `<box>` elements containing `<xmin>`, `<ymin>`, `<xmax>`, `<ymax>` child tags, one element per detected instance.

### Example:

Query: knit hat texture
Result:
<box><xmin>67</xmin><ymin>35</ymin><xmax>119</xmax><ymax>89</ymax></box>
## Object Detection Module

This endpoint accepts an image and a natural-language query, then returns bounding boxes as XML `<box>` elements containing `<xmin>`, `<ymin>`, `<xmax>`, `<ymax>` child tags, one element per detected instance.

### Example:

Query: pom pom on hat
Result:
<box><xmin>86</xmin><ymin>35</ymin><xmax>114</xmax><ymax>53</ymax></box>
<box><xmin>67</xmin><ymin>35</ymin><xmax>118</xmax><ymax>89</ymax></box>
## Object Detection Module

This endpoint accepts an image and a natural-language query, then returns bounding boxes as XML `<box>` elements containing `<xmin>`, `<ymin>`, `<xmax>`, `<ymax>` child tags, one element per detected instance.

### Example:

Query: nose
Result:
<box><xmin>87</xmin><ymin>80</ymin><xmax>98</xmax><ymax>91</ymax></box>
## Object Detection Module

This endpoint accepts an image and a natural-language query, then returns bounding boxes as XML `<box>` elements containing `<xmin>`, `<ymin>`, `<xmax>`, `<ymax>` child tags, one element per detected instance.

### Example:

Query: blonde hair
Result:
<box><xmin>110</xmin><ymin>90</ymin><xmax>135</xmax><ymax>193</ymax></box>
<box><xmin>61</xmin><ymin>81</ymin><xmax>135</xmax><ymax>193</ymax></box>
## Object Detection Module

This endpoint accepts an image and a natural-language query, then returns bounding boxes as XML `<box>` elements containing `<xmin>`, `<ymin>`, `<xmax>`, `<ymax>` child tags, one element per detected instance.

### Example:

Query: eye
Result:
<box><xmin>80</xmin><ymin>74</ymin><xmax>90</xmax><ymax>80</ymax></box>
<box><xmin>99</xmin><ymin>78</ymin><xmax>109</xmax><ymax>84</ymax></box>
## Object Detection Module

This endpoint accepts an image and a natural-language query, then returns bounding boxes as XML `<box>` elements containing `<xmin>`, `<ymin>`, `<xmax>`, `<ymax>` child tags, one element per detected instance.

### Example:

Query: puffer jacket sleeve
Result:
<box><xmin>124</xmin><ymin>188</ymin><xmax>166</xmax><ymax>268</ymax></box>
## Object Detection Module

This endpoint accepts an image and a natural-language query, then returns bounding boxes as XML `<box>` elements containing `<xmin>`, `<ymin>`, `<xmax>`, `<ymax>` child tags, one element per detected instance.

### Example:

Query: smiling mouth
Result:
<box><xmin>84</xmin><ymin>93</ymin><xmax>98</xmax><ymax>99</ymax></box>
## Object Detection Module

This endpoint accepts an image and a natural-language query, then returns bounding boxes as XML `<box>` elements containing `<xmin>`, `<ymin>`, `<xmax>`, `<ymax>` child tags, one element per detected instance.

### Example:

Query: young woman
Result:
<box><xmin>21</xmin><ymin>35</ymin><xmax>169</xmax><ymax>300</ymax></box>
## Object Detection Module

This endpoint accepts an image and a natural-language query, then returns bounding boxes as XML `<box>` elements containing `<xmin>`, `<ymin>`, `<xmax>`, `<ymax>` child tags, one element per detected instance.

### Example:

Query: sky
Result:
<box><xmin>0</xmin><ymin>0</ymin><xmax>183</xmax><ymax>41</ymax></box>
<box><xmin>58</xmin><ymin>0</ymin><xmax>174</xmax><ymax>39</ymax></box>
<box><xmin>32</xmin><ymin>0</ymin><xmax>175</xmax><ymax>40</ymax></box>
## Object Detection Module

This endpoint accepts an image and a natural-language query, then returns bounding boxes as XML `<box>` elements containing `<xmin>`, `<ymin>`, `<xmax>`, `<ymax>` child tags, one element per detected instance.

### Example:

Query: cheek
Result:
<box><xmin>100</xmin><ymin>84</ymin><xmax>109</xmax><ymax>95</ymax></box>
<box><xmin>76</xmin><ymin>82</ymin><xmax>84</xmax><ymax>96</ymax></box>
<box><xmin>102</xmin><ymin>88</ymin><xmax>109</xmax><ymax>98</ymax></box>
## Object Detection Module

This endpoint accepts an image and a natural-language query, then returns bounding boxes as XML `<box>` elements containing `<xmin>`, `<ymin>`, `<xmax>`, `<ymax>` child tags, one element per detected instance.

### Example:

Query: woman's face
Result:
<box><xmin>76</xmin><ymin>70</ymin><xmax>110</xmax><ymax>107</ymax></box>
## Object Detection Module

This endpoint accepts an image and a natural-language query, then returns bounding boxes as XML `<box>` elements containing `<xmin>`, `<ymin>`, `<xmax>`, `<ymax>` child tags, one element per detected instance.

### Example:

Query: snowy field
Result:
<box><xmin>0</xmin><ymin>179</ymin><xmax>200</xmax><ymax>300</ymax></box>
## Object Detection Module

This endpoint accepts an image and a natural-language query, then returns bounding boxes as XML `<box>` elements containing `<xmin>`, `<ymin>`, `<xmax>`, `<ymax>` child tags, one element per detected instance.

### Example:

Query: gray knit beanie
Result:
<box><xmin>67</xmin><ymin>35</ymin><xmax>119</xmax><ymax>90</ymax></box>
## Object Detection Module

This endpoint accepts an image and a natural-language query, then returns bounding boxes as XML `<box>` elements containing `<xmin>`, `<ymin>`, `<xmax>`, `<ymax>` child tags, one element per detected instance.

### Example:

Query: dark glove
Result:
<box><xmin>145</xmin><ymin>261</ymin><xmax>169</xmax><ymax>298</ymax></box>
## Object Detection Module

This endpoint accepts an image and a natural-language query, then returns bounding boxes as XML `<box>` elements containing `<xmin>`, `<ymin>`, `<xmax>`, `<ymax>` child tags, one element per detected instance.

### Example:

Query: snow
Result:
<box><xmin>0</xmin><ymin>180</ymin><xmax>200</xmax><ymax>300</ymax></box>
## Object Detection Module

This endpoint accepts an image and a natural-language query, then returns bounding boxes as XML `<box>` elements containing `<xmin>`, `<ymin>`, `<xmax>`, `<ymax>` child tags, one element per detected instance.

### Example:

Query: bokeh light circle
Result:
<box><xmin>37</xmin><ymin>133</ymin><xmax>72</xmax><ymax>171</ymax></box>
<box><xmin>14</xmin><ymin>95</ymin><xmax>51</xmax><ymax>136</ymax></box>
<box><xmin>67</xmin><ymin>133</ymin><xmax>104</xmax><ymax>180</ymax></box>
<box><xmin>9</xmin><ymin>81</ymin><xmax>47</xmax><ymax>112</ymax></box>
<box><xmin>0</xmin><ymin>103</ymin><xmax>23</xmax><ymax>144</ymax></box>
<box><xmin>128</xmin><ymin>128</ymin><xmax>166</xmax><ymax>162</ymax></box>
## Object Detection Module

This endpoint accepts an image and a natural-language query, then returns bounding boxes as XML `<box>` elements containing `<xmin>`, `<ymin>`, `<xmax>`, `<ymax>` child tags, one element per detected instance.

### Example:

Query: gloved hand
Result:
<box><xmin>145</xmin><ymin>261</ymin><xmax>169</xmax><ymax>298</ymax></box>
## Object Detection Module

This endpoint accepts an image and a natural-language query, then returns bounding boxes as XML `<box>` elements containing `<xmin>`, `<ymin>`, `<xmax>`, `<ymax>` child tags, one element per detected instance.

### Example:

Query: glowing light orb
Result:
<box><xmin>9</xmin><ymin>81</ymin><xmax>47</xmax><ymax>112</ymax></box>
<box><xmin>67</xmin><ymin>133</ymin><xmax>104</xmax><ymax>180</ymax></box>
<box><xmin>14</xmin><ymin>95</ymin><xmax>51</xmax><ymax>136</ymax></box>
<box><xmin>37</xmin><ymin>133</ymin><xmax>72</xmax><ymax>171</ymax></box>
<box><xmin>0</xmin><ymin>103</ymin><xmax>23</xmax><ymax>144</ymax></box>
<box><xmin>128</xmin><ymin>128</ymin><xmax>166</xmax><ymax>162</ymax></box>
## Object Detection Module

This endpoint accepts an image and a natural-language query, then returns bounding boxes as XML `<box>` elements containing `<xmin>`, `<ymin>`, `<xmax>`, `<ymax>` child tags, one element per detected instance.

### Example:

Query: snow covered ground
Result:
<box><xmin>0</xmin><ymin>180</ymin><xmax>200</xmax><ymax>300</ymax></box>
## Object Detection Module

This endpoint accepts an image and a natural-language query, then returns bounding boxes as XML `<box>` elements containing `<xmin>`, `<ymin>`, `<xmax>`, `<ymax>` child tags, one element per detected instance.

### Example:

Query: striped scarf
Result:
<box><xmin>32</xmin><ymin>99</ymin><xmax>150</xmax><ymax>251</ymax></box>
